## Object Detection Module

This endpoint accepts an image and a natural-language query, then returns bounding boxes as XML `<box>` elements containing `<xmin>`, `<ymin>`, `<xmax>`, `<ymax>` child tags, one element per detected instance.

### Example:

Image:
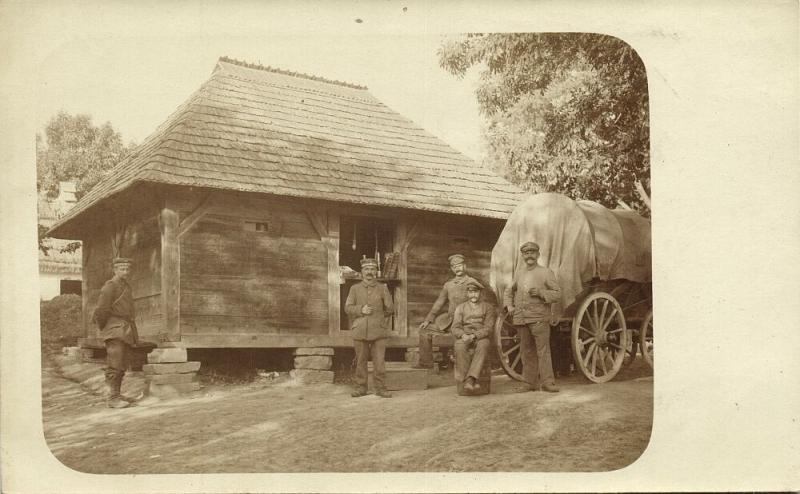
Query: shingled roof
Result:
<box><xmin>48</xmin><ymin>57</ymin><xmax>524</xmax><ymax>237</ymax></box>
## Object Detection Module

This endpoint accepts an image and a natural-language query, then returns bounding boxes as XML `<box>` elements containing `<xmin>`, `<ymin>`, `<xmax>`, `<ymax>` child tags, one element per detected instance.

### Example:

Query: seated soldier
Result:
<box><xmin>450</xmin><ymin>280</ymin><xmax>496</xmax><ymax>392</ymax></box>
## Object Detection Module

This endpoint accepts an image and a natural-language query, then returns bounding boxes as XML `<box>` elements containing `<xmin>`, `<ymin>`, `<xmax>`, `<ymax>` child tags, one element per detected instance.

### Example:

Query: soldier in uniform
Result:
<box><xmin>415</xmin><ymin>254</ymin><xmax>481</xmax><ymax>369</ymax></box>
<box><xmin>93</xmin><ymin>257</ymin><xmax>140</xmax><ymax>408</ymax></box>
<box><xmin>450</xmin><ymin>280</ymin><xmax>496</xmax><ymax>393</ymax></box>
<box><xmin>503</xmin><ymin>242</ymin><xmax>562</xmax><ymax>393</ymax></box>
<box><xmin>345</xmin><ymin>258</ymin><xmax>394</xmax><ymax>398</ymax></box>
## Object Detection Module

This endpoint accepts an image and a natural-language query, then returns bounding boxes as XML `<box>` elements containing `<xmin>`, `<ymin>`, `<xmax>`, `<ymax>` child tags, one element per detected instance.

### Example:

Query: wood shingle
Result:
<box><xmin>48</xmin><ymin>57</ymin><xmax>524</xmax><ymax>238</ymax></box>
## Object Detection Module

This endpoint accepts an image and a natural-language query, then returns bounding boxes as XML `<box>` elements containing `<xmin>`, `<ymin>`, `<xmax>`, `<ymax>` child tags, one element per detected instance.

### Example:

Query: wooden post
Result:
<box><xmin>81</xmin><ymin>239</ymin><xmax>90</xmax><ymax>339</ymax></box>
<box><xmin>394</xmin><ymin>217</ymin><xmax>421</xmax><ymax>337</ymax></box>
<box><xmin>306</xmin><ymin>209</ymin><xmax>341</xmax><ymax>335</ymax></box>
<box><xmin>160</xmin><ymin>203</ymin><xmax>180</xmax><ymax>342</ymax></box>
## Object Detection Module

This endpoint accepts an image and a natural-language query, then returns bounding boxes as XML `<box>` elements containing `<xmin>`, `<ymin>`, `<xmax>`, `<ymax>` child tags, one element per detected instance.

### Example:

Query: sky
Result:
<box><xmin>34</xmin><ymin>32</ymin><xmax>486</xmax><ymax>160</ymax></box>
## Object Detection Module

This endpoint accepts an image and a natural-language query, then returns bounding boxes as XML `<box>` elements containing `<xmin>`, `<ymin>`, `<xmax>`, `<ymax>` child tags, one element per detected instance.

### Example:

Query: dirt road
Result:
<box><xmin>42</xmin><ymin>359</ymin><xmax>652</xmax><ymax>473</ymax></box>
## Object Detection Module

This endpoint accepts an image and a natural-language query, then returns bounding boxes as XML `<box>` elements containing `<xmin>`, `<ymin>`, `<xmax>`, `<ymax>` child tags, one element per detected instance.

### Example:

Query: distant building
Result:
<box><xmin>39</xmin><ymin>181</ymin><xmax>82</xmax><ymax>300</ymax></box>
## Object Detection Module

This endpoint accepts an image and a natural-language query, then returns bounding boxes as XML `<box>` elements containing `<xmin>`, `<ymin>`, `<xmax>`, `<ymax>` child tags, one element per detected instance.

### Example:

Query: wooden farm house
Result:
<box><xmin>48</xmin><ymin>57</ymin><xmax>524</xmax><ymax>356</ymax></box>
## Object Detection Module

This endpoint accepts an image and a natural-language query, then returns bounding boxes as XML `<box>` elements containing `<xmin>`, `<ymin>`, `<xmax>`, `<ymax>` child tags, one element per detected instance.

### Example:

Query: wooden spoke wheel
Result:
<box><xmin>494</xmin><ymin>312</ymin><xmax>524</xmax><ymax>381</ymax></box>
<box><xmin>571</xmin><ymin>292</ymin><xmax>628</xmax><ymax>383</ymax></box>
<box><xmin>640</xmin><ymin>309</ymin><xmax>653</xmax><ymax>369</ymax></box>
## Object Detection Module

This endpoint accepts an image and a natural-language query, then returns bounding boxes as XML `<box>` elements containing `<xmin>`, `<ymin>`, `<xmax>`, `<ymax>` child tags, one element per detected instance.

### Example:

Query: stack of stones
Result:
<box><xmin>289</xmin><ymin>347</ymin><xmax>334</xmax><ymax>384</ymax></box>
<box><xmin>143</xmin><ymin>347</ymin><xmax>201</xmax><ymax>397</ymax></box>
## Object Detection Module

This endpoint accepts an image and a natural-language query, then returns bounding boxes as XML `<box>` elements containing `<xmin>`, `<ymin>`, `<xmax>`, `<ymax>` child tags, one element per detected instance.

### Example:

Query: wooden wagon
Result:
<box><xmin>490</xmin><ymin>193</ymin><xmax>653</xmax><ymax>383</ymax></box>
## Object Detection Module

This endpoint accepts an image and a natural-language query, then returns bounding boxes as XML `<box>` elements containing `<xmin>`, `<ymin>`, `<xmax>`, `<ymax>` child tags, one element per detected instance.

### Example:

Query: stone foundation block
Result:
<box><xmin>143</xmin><ymin>361</ymin><xmax>201</xmax><ymax>374</ymax></box>
<box><xmin>146</xmin><ymin>372</ymin><xmax>199</xmax><ymax>385</ymax></box>
<box><xmin>147</xmin><ymin>381</ymin><xmax>201</xmax><ymax>397</ymax></box>
<box><xmin>293</xmin><ymin>347</ymin><xmax>334</xmax><ymax>356</ymax></box>
<box><xmin>147</xmin><ymin>348</ymin><xmax>188</xmax><ymax>364</ymax></box>
<box><xmin>293</xmin><ymin>355</ymin><xmax>332</xmax><ymax>370</ymax></box>
<box><xmin>289</xmin><ymin>369</ymin><xmax>334</xmax><ymax>384</ymax></box>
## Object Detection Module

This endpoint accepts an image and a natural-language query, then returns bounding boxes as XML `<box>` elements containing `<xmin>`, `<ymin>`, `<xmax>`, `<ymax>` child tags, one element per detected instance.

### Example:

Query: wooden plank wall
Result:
<box><xmin>81</xmin><ymin>214</ymin><xmax>163</xmax><ymax>340</ymax></box>
<box><xmin>406</xmin><ymin>217</ymin><xmax>502</xmax><ymax>339</ymax></box>
<box><xmin>177</xmin><ymin>191</ymin><xmax>328</xmax><ymax>337</ymax></box>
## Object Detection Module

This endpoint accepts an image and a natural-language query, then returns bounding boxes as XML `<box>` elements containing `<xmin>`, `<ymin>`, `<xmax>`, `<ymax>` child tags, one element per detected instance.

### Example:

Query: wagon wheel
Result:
<box><xmin>494</xmin><ymin>312</ymin><xmax>524</xmax><ymax>381</ymax></box>
<box><xmin>571</xmin><ymin>292</ymin><xmax>629</xmax><ymax>383</ymax></box>
<box><xmin>640</xmin><ymin>309</ymin><xmax>653</xmax><ymax>368</ymax></box>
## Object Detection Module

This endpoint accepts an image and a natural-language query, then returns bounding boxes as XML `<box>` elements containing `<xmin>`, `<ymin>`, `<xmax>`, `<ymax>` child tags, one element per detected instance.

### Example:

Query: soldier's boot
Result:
<box><xmin>107</xmin><ymin>372</ymin><xmax>130</xmax><ymax>409</ymax></box>
<box><xmin>463</xmin><ymin>377</ymin><xmax>476</xmax><ymax>391</ymax></box>
<box><xmin>541</xmin><ymin>383</ymin><xmax>560</xmax><ymax>393</ymax></box>
<box><xmin>376</xmin><ymin>389</ymin><xmax>393</xmax><ymax>398</ymax></box>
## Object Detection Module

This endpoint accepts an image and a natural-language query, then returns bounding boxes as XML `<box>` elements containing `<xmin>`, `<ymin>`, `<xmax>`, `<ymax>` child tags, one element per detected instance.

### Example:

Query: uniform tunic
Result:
<box><xmin>424</xmin><ymin>275</ymin><xmax>479</xmax><ymax>323</ymax></box>
<box><xmin>451</xmin><ymin>300</ymin><xmax>496</xmax><ymax>382</ymax></box>
<box><xmin>94</xmin><ymin>277</ymin><xmax>139</xmax><ymax>346</ymax></box>
<box><xmin>344</xmin><ymin>280</ymin><xmax>394</xmax><ymax>341</ymax></box>
<box><xmin>450</xmin><ymin>300</ymin><xmax>496</xmax><ymax>340</ymax></box>
<box><xmin>502</xmin><ymin>264</ymin><xmax>561</xmax><ymax>325</ymax></box>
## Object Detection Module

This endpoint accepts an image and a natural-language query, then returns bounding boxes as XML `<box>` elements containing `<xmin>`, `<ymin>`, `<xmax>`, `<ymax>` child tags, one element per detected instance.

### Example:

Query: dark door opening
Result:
<box><xmin>339</xmin><ymin>215</ymin><xmax>396</xmax><ymax>331</ymax></box>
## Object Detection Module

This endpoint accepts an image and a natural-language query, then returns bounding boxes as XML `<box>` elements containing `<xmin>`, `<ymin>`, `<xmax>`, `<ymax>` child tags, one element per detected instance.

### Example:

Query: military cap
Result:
<box><xmin>519</xmin><ymin>242</ymin><xmax>540</xmax><ymax>253</ymax></box>
<box><xmin>360</xmin><ymin>258</ymin><xmax>378</xmax><ymax>268</ymax></box>
<box><xmin>465</xmin><ymin>279</ymin><xmax>484</xmax><ymax>291</ymax></box>
<box><xmin>112</xmin><ymin>257</ymin><xmax>133</xmax><ymax>266</ymax></box>
<box><xmin>448</xmin><ymin>254</ymin><xmax>465</xmax><ymax>266</ymax></box>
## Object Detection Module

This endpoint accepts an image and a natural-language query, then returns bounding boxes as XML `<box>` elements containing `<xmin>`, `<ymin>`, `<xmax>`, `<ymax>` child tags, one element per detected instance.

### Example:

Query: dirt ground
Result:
<box><xmin>42</xmin><ymin>355</ymin><xmax>653</xmax><ymax>473</ymax></box>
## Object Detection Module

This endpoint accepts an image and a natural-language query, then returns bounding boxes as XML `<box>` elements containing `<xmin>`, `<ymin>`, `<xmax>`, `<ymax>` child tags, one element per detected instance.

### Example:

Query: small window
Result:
<box><xmin>244</xmin><ymin>221</ymin><xmax>270</xmax><ymax>233</ymax></box>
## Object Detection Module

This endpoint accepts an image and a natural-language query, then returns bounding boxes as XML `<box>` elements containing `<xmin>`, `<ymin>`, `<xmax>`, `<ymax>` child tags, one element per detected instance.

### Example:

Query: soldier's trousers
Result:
<box><xmin>519</xmin><ymin>321</ymin><xmax>556</xmax><ymax>389</ymax></box>
<box><xmin>454</xmin><ymin>338</ymin><xmax>490</xmax><ymax>381</ymax></box>
<box><xmin>353</xmin><ymin>338</ymin><xmax>387</xmax><ymax>392</ymax></box>
<box><xmin>104</xmin><ymin>338</ymin><xmax>130</xmax><ymax>388</ymax></box>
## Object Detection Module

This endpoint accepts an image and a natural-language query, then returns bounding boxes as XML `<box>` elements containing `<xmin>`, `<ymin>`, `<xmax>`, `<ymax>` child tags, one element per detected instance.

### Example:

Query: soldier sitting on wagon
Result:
<box><xmin>451</xmin><ymin>280</ymin><xmax>496</xmax><ymax>393</ymax></box>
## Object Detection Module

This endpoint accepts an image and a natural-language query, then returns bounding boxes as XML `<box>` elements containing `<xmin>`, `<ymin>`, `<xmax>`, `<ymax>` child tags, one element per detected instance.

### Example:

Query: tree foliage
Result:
<box><xmin>36</xmin><ymin>111</ymin><xmax>132</xmax><ymax>200</ymax></box>
<box><xmin>37</xmin><ymin>112</ymin><xmax>133</xmax><ymax>253</ymax></box>
<box><xmin>438</xmin><ymin>33</ymin><xmax>650</xmax><ymax>211</ymax></box>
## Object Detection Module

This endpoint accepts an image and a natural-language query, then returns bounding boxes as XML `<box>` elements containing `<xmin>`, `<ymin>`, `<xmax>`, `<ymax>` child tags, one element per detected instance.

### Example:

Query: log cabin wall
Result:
<box><xmin>174</xmin><ymin>190</ymin><xmax>329</xmax><ymax>340</ymax></box>
<box><xmin>406</xmin><ymin>216</ymin><xmax>503</xmax><ymax>339</ymax></box>
<box><xmin>81</xmin><ymin>211</ymin><xmax>163</xmax><ymax>342</ymax></box>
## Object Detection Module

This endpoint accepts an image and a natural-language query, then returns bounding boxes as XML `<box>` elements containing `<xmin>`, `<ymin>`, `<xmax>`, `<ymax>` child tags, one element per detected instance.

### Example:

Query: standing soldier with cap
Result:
<box><xmin>450</xmin><ymin>279</ymin><xmax>496</xmax><ymax>393</ymax></box>
<box><xmin>93</xmin><ymin>257</ymin><xmax>140</xmax><ymax>408</ymax></box>
<box><xmin>415</xmin><ymin>254</ymin><xmax>483</xmax><ymax>369</ymax></box>
<box><xmin>503</xmin><ymin>242</ymin><xmax>562</xmax><ymax>393</ymax></box>
<box><xmin>345</xmin><ymin>258</ymin><xmax>394</xmax><ymax>398</ymax></box>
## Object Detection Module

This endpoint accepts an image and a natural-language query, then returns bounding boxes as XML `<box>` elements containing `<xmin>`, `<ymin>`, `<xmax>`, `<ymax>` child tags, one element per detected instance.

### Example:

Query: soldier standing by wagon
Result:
<box><xmin>93</xmin><ymin>257</ymin><xmax>141</xmax><ymax>408</ymax></box>
<box><xmin>345</xmin><ymin>258</ymin><xmax>394</xmax><ymax>398</ymax></box>
<box><xmin>503</xmin><ymin>242</ymin><xmax>562</xmax><ymax>393</ymax></box>
<box><xmin>415</xmin><ymin>254</ymin><xmax>482</xmax><ymax>369</ymax></box>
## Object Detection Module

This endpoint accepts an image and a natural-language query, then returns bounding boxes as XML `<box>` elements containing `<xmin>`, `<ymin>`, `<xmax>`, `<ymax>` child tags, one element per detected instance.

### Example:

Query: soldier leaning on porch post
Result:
<box><xmin>345</xmin><ymin>258</ymin><xmax>394</xmax><ymax>398</ymax></box>
<box><xmin>93</xmin><ymin>257</ymin><xmax>141</xmax><ymax>408</ymax></box>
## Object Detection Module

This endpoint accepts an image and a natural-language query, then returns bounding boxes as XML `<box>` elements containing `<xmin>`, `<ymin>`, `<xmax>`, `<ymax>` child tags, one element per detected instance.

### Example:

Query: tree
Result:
<box><xmin>37</xmin><ymin>112</ymin><xmax>133</xmax><ymax>200</ymax></box>
<box><xmin>438</xmin><ymin>33</ymin><xmax>650</xmax><ymax>212</ymax></box>
<box><xmin>37</xmin><ymin>112</ymin><xmax>133</xmax><ymax>253</ymax></box>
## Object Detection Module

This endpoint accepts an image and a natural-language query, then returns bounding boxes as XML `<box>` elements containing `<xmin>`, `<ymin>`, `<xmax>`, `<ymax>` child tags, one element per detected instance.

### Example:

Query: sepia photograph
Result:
<box><xmin>1</xmin><ymin>1</ymin><xmax>798</xmax><ymax>492</ymax></box>
<box><xmin>35</xmin><ymin>31</ymin><xmax>652</xmax><ymax>474</ymax></box>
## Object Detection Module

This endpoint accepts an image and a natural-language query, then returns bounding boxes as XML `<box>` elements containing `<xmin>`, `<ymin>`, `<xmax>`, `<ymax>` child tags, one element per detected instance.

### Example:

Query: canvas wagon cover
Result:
<box><xmin>490</xmin><ymin>193</ymin><xmax>651</xmax><ymax>313</ymax></box>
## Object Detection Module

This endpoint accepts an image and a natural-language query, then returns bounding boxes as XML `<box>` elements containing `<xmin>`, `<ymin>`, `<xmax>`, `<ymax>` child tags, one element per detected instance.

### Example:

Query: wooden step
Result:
<box><xmin>367</xmin><ymin>362</ymin><xmax>428</xmax><ymax>390</ymax></box>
